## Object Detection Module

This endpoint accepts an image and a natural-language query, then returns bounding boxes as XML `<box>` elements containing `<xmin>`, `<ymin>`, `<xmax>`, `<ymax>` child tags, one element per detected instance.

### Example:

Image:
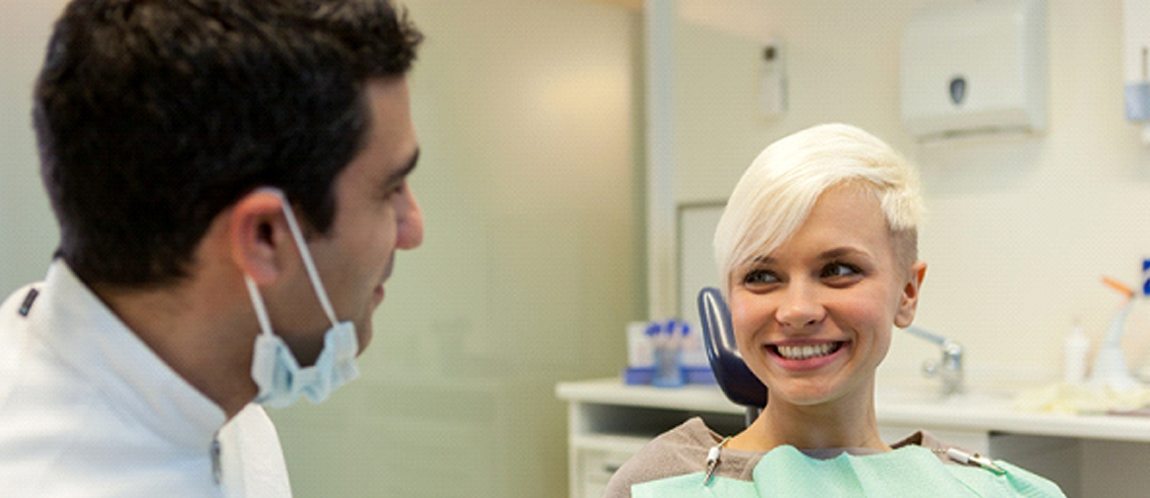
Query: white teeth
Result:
<box><xmin>777</xmin><ymin>343</ymin><xmax>836</xmax><ymax>360</ymax></box>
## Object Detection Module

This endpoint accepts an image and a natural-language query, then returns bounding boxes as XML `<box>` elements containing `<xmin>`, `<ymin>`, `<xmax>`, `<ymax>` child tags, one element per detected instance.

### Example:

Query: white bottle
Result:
<box><xmin>1063</xmin><ymin>321</ymin><xmax>1090</xmax><ymax>385</ymax></box>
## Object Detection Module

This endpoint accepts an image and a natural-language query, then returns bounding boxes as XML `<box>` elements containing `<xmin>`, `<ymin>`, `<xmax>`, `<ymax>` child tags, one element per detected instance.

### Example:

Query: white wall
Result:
<box><xmin>0</xmin><ymin>0</ymin><xmax>64</xmax><ymax>292</ymax></box>
<box><xmin>669</xmin><ymin>0</ymin><xmax>1150</xmax><ymax>389</ymax></box>
<box><xmin>271</xmin><ymin>1</ymin><xmax>643</xmax><ymax>497</ymax></box>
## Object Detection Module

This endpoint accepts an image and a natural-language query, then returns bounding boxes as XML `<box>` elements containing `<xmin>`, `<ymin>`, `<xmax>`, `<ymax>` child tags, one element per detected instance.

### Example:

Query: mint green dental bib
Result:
<box><xmin>632</xmin><ymin>445</ymin><xmax>1063</xmax><ymax>497</ymax></box>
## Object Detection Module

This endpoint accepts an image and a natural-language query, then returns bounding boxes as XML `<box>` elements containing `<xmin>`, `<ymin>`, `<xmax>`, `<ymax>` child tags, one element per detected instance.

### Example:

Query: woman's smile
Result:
<box><xmin>768</xmin><ymin>340</ymin><xmax>850</xmax><ymax>371</ymax></box>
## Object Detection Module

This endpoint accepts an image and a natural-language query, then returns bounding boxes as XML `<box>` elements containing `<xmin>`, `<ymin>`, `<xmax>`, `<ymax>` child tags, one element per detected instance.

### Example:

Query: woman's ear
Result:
<box><xmin>894</xmin><ymin>261</ymin><xmax>927</xmax><ymax>328</ymax></box>
<box><xmin>228</xmin><ymin>190</ymin><xmax>293</xmax><ymax>285</ymax></box>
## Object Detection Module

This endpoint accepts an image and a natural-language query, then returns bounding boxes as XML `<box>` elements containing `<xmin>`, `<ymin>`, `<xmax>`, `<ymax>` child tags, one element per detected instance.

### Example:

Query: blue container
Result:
<box><xmin>1142</xmin><ymin>258</ymin><xmax>1150</xmax><ymax>296</ymax></box>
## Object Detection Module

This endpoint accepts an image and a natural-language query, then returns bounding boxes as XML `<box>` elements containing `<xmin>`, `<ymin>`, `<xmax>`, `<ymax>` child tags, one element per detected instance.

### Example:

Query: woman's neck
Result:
<box><xmin>727</xmin><ymin>384</ymin><xmax>889</xmax><ymax>453</ymax></box>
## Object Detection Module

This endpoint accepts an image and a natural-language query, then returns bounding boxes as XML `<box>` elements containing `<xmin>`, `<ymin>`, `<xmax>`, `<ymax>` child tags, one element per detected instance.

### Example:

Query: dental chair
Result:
<box><xmin>697</xmin><ymin>287</ymin><xmax>766</xmax><ymax>426</ymax></box>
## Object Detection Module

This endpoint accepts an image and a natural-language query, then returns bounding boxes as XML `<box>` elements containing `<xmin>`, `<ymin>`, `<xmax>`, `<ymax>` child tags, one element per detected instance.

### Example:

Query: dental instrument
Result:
<box><xmin>702</xmin><ymin>436</ymin><xmax>732</xmax><ymax>487</ymax></box>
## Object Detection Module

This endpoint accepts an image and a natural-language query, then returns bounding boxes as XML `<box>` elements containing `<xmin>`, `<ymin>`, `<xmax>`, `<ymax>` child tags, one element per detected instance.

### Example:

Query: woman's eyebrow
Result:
<box><xmin>750</xmin><ymin>246</ymin><xmax>868</xmax><ymax>263</ymax></box>
<box><xmin>817</xmin><ymin>246</ymin><xmax>869</xmax><ymax>260</ymax></box>
<box><xmin>750</xmin><ymin>255</ymin><xmax>775</xmax><ymax>265</ymax></box>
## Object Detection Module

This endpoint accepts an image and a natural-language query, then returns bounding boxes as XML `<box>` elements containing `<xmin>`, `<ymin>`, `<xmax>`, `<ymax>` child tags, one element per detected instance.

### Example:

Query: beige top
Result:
<box><xmin>603</xmin><ymin>417</ymin><xmax>976</xmax><ymax>498</ymax></box>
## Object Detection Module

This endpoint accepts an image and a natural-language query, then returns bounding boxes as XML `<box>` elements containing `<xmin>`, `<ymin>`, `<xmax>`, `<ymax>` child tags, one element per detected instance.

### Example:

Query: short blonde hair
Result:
<box><xmin>714</xmin><ymin>123</ymin><xmax>924</xmax><ymax>292</ymax></box>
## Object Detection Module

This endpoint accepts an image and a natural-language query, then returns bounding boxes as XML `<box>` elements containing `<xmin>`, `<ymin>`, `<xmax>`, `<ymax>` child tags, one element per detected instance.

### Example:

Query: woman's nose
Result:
<box><xmin>775</xmin><ymin>281</ymin><xmax>825</xmax><ymax>329</ymax></box>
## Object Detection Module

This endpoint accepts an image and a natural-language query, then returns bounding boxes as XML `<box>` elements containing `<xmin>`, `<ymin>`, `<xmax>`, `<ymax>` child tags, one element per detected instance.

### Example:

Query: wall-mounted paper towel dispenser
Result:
<box><xmin>900</xmin><ymin>0</ymin><xmax>1047</xmax><ymax>141</ymax></box>
<box><xmin>1124</xmin><ymin>0</ymin><xmax>1150</xmax><ymax>123</ymax></box>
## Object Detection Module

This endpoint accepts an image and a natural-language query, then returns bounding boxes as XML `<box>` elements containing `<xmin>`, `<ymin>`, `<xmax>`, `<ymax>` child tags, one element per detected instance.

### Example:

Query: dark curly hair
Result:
<box><xmin>34</xmin><ymin>0</ymin><xmax>422</xmax><ymax>287</ymax></box>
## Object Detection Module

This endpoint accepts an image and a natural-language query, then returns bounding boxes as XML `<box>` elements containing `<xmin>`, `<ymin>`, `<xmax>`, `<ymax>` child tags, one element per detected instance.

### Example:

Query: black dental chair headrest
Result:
<box><xmin>697</xmin><ymin>287</ymin><xmax>767</xmax><ymax>409</ymax></box>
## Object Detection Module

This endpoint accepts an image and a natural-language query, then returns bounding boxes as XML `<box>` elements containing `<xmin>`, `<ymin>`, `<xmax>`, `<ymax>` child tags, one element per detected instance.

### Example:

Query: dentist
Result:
<box><xmin>0</xmin><ymin>0</ymin><xmax>424</xmax><ymax>496</ymax></box>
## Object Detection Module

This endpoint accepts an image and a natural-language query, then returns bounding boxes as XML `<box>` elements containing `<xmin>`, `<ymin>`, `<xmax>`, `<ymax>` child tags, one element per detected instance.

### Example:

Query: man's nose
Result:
<box><xmin>396</xmin><ymin>187</ymin><xmax>423</xmax><ymax>250</ymax></box>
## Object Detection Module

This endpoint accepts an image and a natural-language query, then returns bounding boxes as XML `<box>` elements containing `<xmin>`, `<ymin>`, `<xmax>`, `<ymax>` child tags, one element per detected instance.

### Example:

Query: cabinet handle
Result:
<box><xmin>604</xmin><ymin>464</ymin><xmax>621</xmax><ymax>474</ymax></box>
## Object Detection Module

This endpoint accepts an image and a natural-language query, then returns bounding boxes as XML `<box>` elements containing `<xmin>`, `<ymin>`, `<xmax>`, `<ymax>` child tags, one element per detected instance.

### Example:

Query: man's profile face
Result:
<box><xmin>271</xmin><ymin>78</ymin><xmax>423</xmax><ymax>364</ymax></box>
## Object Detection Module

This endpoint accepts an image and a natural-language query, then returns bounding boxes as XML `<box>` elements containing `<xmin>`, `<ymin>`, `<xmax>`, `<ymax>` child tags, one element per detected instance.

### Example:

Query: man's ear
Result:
<box><xmin>228</xmin><ymin>190</ymin><xmax>294</xmax><ymax>285</ymax></box>
<box><xmin>894</xmin><ymin>261</ymin><xmax>927</xmax><ymax>328</ymax></box>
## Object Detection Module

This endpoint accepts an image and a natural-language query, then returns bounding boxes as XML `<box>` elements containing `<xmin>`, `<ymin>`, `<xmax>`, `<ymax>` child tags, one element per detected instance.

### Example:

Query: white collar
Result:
<box><xmin>28</xmin><ymin>260</ymin><xmax>226</xmax><ymax>448</ymax></box>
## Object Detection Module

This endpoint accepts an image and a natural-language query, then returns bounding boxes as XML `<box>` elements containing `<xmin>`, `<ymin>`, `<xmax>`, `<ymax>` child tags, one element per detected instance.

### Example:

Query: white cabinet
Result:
<box><xmin>558</xmin><ymin>381</ymin><xmax>743</xmax><ymax>498</ymax></box>
<box><xmin>573</xmin><ymin>436</ymin><xmax>647</xmax><ymax>498</ymax></box>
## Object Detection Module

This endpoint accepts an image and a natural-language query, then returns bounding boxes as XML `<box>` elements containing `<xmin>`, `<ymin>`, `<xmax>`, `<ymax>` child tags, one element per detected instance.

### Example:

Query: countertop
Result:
<box><xmin>556</xmin><ymin>378</ymin><xmax>1150</xmax><ymax>443</ymax></box>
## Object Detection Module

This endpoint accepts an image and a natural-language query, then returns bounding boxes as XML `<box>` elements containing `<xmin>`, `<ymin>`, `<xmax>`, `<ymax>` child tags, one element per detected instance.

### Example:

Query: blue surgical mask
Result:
<box><xmin>244</xmin><ymin>188</ymin><xmax>360</xmax><ymax>408</ymax></box>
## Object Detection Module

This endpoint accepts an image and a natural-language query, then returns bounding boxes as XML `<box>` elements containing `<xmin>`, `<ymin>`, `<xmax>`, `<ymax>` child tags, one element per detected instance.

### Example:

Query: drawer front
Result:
<box><xmin>578</xmin><ymin>446</ymin><xmax>638</xmax><ymax>498</ymax></box>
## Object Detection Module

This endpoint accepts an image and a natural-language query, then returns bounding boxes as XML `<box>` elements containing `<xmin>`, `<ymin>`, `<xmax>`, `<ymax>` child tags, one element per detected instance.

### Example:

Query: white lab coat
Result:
<box><xmin>0</xmin><ymin>261</ymin><xmax>292</xmax><ymax>497</ymax></box>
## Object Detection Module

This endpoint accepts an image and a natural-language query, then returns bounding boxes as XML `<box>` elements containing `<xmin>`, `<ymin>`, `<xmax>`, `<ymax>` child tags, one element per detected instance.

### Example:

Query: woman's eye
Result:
<box><xmin>743</xmin><ymin>269</ymin><xmax>779</xmax><ymax>286</ymax></box>
<box><xmin>821</xmin><ymin>262</ymin><xmax>861</xmax><ymax>279</ymax></box>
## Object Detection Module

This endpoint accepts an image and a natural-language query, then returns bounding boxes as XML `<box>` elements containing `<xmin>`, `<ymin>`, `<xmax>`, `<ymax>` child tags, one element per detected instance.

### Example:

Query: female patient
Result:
<box><xmin>604</xmin><ymin>124</ymin><xmax>1063</xmax><ymax>497</ymax></box>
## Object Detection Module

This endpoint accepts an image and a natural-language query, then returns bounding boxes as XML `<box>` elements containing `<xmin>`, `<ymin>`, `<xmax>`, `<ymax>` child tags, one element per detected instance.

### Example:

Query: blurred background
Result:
<box><xmin>4</xmin><ymin>0</ymin><xmax>1150</xmax><ymax>496</ymax></box>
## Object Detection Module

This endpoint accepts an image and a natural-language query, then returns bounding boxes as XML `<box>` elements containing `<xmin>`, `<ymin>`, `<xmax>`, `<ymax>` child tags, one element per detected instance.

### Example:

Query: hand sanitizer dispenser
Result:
<box><xmin>900</xmin><ymin>0</ymin><xmax>1048</xmax><ymax>141</ymax></box>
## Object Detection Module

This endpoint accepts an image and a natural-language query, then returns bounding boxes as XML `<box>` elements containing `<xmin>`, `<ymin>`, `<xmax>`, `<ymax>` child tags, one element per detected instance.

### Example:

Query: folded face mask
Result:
<box><xmin>243</xmin><ymin>187</ymin><xmax>360</xmax><ymax>408</ymax></box>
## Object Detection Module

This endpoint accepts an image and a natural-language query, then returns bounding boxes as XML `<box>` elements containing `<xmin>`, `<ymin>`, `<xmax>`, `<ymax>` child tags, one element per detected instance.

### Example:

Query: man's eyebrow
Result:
<box><xmin>386</xmin><ymin>147</ymin><xmax>420</xmax><ymax>184</ymax></box>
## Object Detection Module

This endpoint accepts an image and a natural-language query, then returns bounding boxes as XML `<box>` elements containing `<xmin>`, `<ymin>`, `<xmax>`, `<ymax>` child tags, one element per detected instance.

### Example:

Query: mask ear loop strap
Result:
<box><xmin>244</xmin><ymin>275</ymin><xmax>276</xmax><ymax>336</ymax></box>
<box><xmin>270</xmin><ymin>191</ymin><xmax>341</xmax><ymax>328</ymax></box>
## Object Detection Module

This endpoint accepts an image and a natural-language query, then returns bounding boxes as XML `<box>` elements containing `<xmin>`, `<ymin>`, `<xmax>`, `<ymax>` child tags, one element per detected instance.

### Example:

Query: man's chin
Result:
<box><xmin>372</xmin><ymin>283</ymin><xmax>386</xmax><ymax>307</ymax></box>
<box><xmin>354</xmin><ymin>318</ymin><xmax>374</xmax><ymax>355</ymax></box>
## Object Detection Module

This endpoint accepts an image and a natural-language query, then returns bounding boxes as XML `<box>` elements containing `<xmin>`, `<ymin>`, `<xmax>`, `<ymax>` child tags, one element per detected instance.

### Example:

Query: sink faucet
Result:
<box><xmin>903</xmin><ymin>326</ymin><xmax>964</xmax><ymax>396</ymax></box>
